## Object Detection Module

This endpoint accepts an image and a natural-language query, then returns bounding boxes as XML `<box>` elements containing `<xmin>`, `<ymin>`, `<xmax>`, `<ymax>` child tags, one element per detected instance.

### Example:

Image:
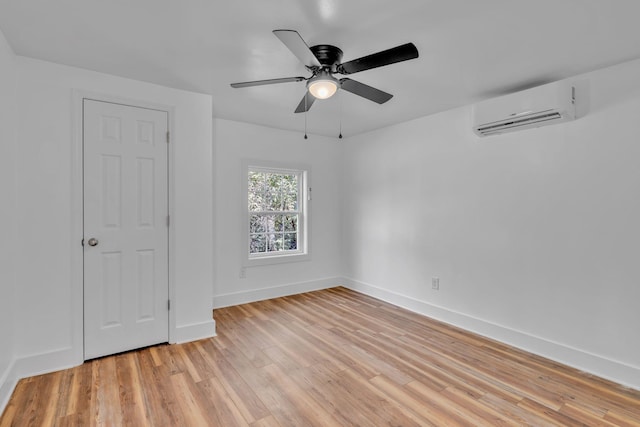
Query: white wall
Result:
<box><xmin>0</xmin><ymin>27</ymin><xmax>17</xmax><ymax>410</ymax></box>
<box><xmin>342</xmin><ymin>58</ymin><xmax>640</xmax><ymax>389</ymax></box>
<box><xmin>8</xmin><ymin>57</ymin><xmax>214</xmax><ymax>381</ymax></box>
<box><xmin>212</xmin><ymin>119</ymin><xmax>343</xmax><ymax>307</ymax></box>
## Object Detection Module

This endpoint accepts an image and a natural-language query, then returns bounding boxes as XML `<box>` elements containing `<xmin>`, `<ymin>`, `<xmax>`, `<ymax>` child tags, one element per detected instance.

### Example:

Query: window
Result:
<box><xmin>245</xmin><ymin>164</ymin><xmax>309</xmax><ymax>264</ymax></box>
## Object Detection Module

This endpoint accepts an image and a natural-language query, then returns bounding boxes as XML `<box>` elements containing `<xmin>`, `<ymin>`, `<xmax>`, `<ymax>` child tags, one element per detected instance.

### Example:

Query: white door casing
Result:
<box><xmin>83</xmin><ymin>99</ymin><xmax>169</xmax><ymax>360</ymax></box>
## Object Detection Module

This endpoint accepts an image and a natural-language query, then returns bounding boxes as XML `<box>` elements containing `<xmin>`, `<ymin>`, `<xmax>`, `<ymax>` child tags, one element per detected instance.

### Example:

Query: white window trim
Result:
<box><xmin>241</xmin><ymin>160</ymin><xmax>311</xmax><ymax>267</ymax></box>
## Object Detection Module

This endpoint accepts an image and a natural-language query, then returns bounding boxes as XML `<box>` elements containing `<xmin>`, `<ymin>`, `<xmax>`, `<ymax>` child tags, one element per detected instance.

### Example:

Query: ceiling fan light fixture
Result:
<box><xmin>308</xmin><ymin>71</ymin><xmax>339</xmax><ymax>99</ymax></box>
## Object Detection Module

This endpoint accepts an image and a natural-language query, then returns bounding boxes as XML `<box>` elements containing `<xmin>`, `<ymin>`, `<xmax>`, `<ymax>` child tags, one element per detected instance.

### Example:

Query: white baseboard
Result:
<box><xmin>0</xmin><ymin>346</ymin><xmax>81</xmax><ymax>416</ymax></box>
<box><xmin>174</xmin><ymin>319</ymin><xmax>217</xmax><ymax>344</ymax></box>
<box><xmin>0</xmin><ymin>360</ymin><xmax>17</xmax><ymax>417</ymax></box>
<box><xmin>341</xmin><ymin>277</ymin><xmax>640</xmax><ymax>391</ymax></box>
<box><xmin>13</xmin><ymin>347</ymin><xmax>81</xmax><ymax>379</ymax></box>
<box><xmin>213</xmin><ymin>276</ymin><xmax>340</xmax><ymax>309</ymax></box>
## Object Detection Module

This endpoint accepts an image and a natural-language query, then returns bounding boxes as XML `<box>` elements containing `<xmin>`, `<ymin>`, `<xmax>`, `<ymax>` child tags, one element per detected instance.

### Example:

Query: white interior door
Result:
<box><xmin>83</xmin><ymin>99</ymin><xmax>169</xmax><ymax>360</ymax></box>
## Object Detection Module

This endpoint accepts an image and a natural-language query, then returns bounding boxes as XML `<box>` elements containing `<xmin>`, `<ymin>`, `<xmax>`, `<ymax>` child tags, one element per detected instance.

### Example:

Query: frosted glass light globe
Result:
<box><xmin>308</xmin><ymin>79</ymin><xmax>338</xmax><ymax>99</ymax></box>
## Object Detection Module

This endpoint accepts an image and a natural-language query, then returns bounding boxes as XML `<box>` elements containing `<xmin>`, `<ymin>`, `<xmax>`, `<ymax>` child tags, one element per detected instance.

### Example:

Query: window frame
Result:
<box><xmin>242</xmin><ymin>160</ymin><xmax>311</xmax><ymax>267</ymax></box>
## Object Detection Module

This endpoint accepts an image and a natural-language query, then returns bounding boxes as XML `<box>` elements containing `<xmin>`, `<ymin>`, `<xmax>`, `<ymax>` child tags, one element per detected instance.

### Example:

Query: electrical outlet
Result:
<box><xmin>239</xmin><ymin>267</ymin><xmax>246</xmax><ymax>279</ymax></box>
<box><xmin>432</xmin><ymin>277</ymin><xmax>439</xmax><ymax>290</ymax></box>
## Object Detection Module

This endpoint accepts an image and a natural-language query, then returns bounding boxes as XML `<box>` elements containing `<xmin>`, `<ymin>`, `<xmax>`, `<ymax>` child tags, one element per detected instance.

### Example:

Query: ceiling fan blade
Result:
<box><xmin>230</xmin><ymin>76</ymin><xmax>306</xmax><ymax>88</ymax></box>
<box><xmin>340</xmin><ymin>78</ymin><xmax>393</xmax><ymax>104</ymax></box>
<box><xmin>294</xmin><ymin>91</ymin><xmax>316</xmax><ymax>113</ymax></box>
<box><xmin>337</xmin><ymin>43</ymin><xmax>419</xmax><ymax>75</ymax></box>
<box><xmin>273</xmin><ymin>30</ymin><xmax>322</xmax><ymax>68</ymax></box>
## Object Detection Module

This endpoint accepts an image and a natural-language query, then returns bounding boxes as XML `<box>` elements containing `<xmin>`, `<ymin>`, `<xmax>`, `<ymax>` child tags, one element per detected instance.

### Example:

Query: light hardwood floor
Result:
<box><xmin>2</xmin><ymin>287</ymin><xmax>639</xmax><ymax>426</ymax></box>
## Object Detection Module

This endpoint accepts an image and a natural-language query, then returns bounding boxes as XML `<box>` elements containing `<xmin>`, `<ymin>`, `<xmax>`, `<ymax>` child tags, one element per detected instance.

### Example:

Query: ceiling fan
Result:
<box><xmin>230</xmin><ymin>30</ymin><xmax>419</xmax><ymax>113</ymax></box>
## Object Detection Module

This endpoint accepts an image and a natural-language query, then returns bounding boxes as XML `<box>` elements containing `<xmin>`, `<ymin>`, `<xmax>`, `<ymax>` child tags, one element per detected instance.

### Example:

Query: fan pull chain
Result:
<box><xmin>338</xmin><ymin>90</ymin><xmax>343</xmax><ymax>139</ymax></box>
<box><xmin>304</xmin><ymin>93</ymin><xmax>308</xmax><ymax>139</ymax></box>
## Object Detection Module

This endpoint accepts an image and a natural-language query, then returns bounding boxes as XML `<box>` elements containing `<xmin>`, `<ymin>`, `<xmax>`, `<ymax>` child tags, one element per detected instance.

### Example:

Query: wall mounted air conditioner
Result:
<box><xmin>472</xmin><ymin>80</ymin><xmax>575</xmax><ymax>137</ymax></box>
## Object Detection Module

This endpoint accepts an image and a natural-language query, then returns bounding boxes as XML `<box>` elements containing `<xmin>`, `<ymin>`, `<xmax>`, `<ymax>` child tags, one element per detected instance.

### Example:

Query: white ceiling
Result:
<box><xmin>2</xmin><ymin>0</ymin><xmax>640</xmax><ymax>137</ymax></box>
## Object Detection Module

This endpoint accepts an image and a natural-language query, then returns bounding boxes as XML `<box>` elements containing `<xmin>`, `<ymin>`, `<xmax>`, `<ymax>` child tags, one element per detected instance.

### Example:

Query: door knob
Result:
<box><xmin>87</xmin><ymin>238</ymin><xmax>99</xmax><ymax>247</ymax></box>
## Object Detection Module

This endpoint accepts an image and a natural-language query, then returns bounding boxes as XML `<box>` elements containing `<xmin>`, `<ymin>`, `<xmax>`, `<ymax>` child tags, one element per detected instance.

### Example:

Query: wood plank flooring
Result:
<box><xmin>2</xmin><ymin>287</ymin><xmax>639</xmax><ymax>426</ymax></box>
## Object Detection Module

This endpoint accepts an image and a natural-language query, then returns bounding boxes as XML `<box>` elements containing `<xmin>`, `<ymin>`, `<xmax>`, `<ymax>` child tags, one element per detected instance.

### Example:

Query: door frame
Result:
<box><xmin>71</xmin><ymin>90</ymin><xmax>177</xmax><ymax>362</ymax></box>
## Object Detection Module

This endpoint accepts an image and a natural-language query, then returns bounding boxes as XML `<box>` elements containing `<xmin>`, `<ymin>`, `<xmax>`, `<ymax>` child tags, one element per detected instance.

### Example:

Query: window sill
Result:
<box><xmin>245</xmin><ymin>252</ymin><xmax>310</xmax><ymax>267</ymax></box>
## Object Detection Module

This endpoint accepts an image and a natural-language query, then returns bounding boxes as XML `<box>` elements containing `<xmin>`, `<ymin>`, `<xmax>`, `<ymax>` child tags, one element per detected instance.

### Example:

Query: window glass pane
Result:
<box><xmin>273</xmin><ymin>215</ymin><xmax>284</xmax><ymax>233</ymax></box>
<box><xmin>250</xmin><ymin>234</ymin><xmax>266</xmax><ymax>253</ymax></box>
<box><xmin>266</xmin><ymin>173</ymin><xmax>283</xmax><ymax>211</ymax></box>
<box><xmin>267</xmin><ymin>233</ymin><xmax>283</xmax><ymax>252</ymax></box>
<box><xmin>248</xmin><ymin>172</ymin><xmax>265</xmax><ymax>211</ymax></box>
<box><xmin>282</xmin><ymin>191</ymin><xmax>297</xmax><ymax>211</ymax></box>
<box><xmin>262</xmin><ymin>214</ymin><xmax>277</xmax><ymax>233</ymax></box>
<box><xmin>282</xmin><ymin>174</ymin><xmax>299</xmax><ymax>211</ymax></box>
<box><xmin>283</xmin><ymin>215</ymin><xmax>297</xmax><ymax>232</ymax></box>
<box><xmin>284</xmin><ymin>233</ymin><xmax>297</xmax><ymax>250</ymax></box>
<box><xmin>249</xmin><ymin>215</ymin><xmax>266</xmax><ymax>233</ymax></box>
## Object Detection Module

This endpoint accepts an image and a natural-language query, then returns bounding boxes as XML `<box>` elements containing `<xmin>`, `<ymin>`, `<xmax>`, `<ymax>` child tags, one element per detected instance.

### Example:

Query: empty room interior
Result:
<box><xmin>1</xmin><ymin>1</ymin><xmax>640</xmax><ymax>425</ymax></box>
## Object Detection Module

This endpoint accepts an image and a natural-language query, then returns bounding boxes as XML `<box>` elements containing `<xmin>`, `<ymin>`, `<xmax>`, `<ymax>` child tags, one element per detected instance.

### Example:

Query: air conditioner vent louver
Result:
<box><xmin>476</xmin><ymin>111</ymin><xmax>563</xmax><ymax>136</ymax></box>
<box><xmin>473</xmin><ymin>80</ymin><xmax>575</xmax><ymax>137</ymax></box>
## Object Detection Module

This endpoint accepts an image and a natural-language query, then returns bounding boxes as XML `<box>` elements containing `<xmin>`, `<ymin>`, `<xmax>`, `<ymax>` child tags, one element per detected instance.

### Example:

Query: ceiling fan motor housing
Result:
<box><xmin>310</xmin><ymin>45</ymin><xmax>344</xmax><ymax>70</ymax></box>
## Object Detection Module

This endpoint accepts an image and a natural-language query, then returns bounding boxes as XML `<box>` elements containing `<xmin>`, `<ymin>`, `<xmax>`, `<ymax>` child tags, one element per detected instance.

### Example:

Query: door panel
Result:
<box><xmin>83</xmin><ymin>99</ymin><xmax>169</xmax><ymax>360</ymax></box>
